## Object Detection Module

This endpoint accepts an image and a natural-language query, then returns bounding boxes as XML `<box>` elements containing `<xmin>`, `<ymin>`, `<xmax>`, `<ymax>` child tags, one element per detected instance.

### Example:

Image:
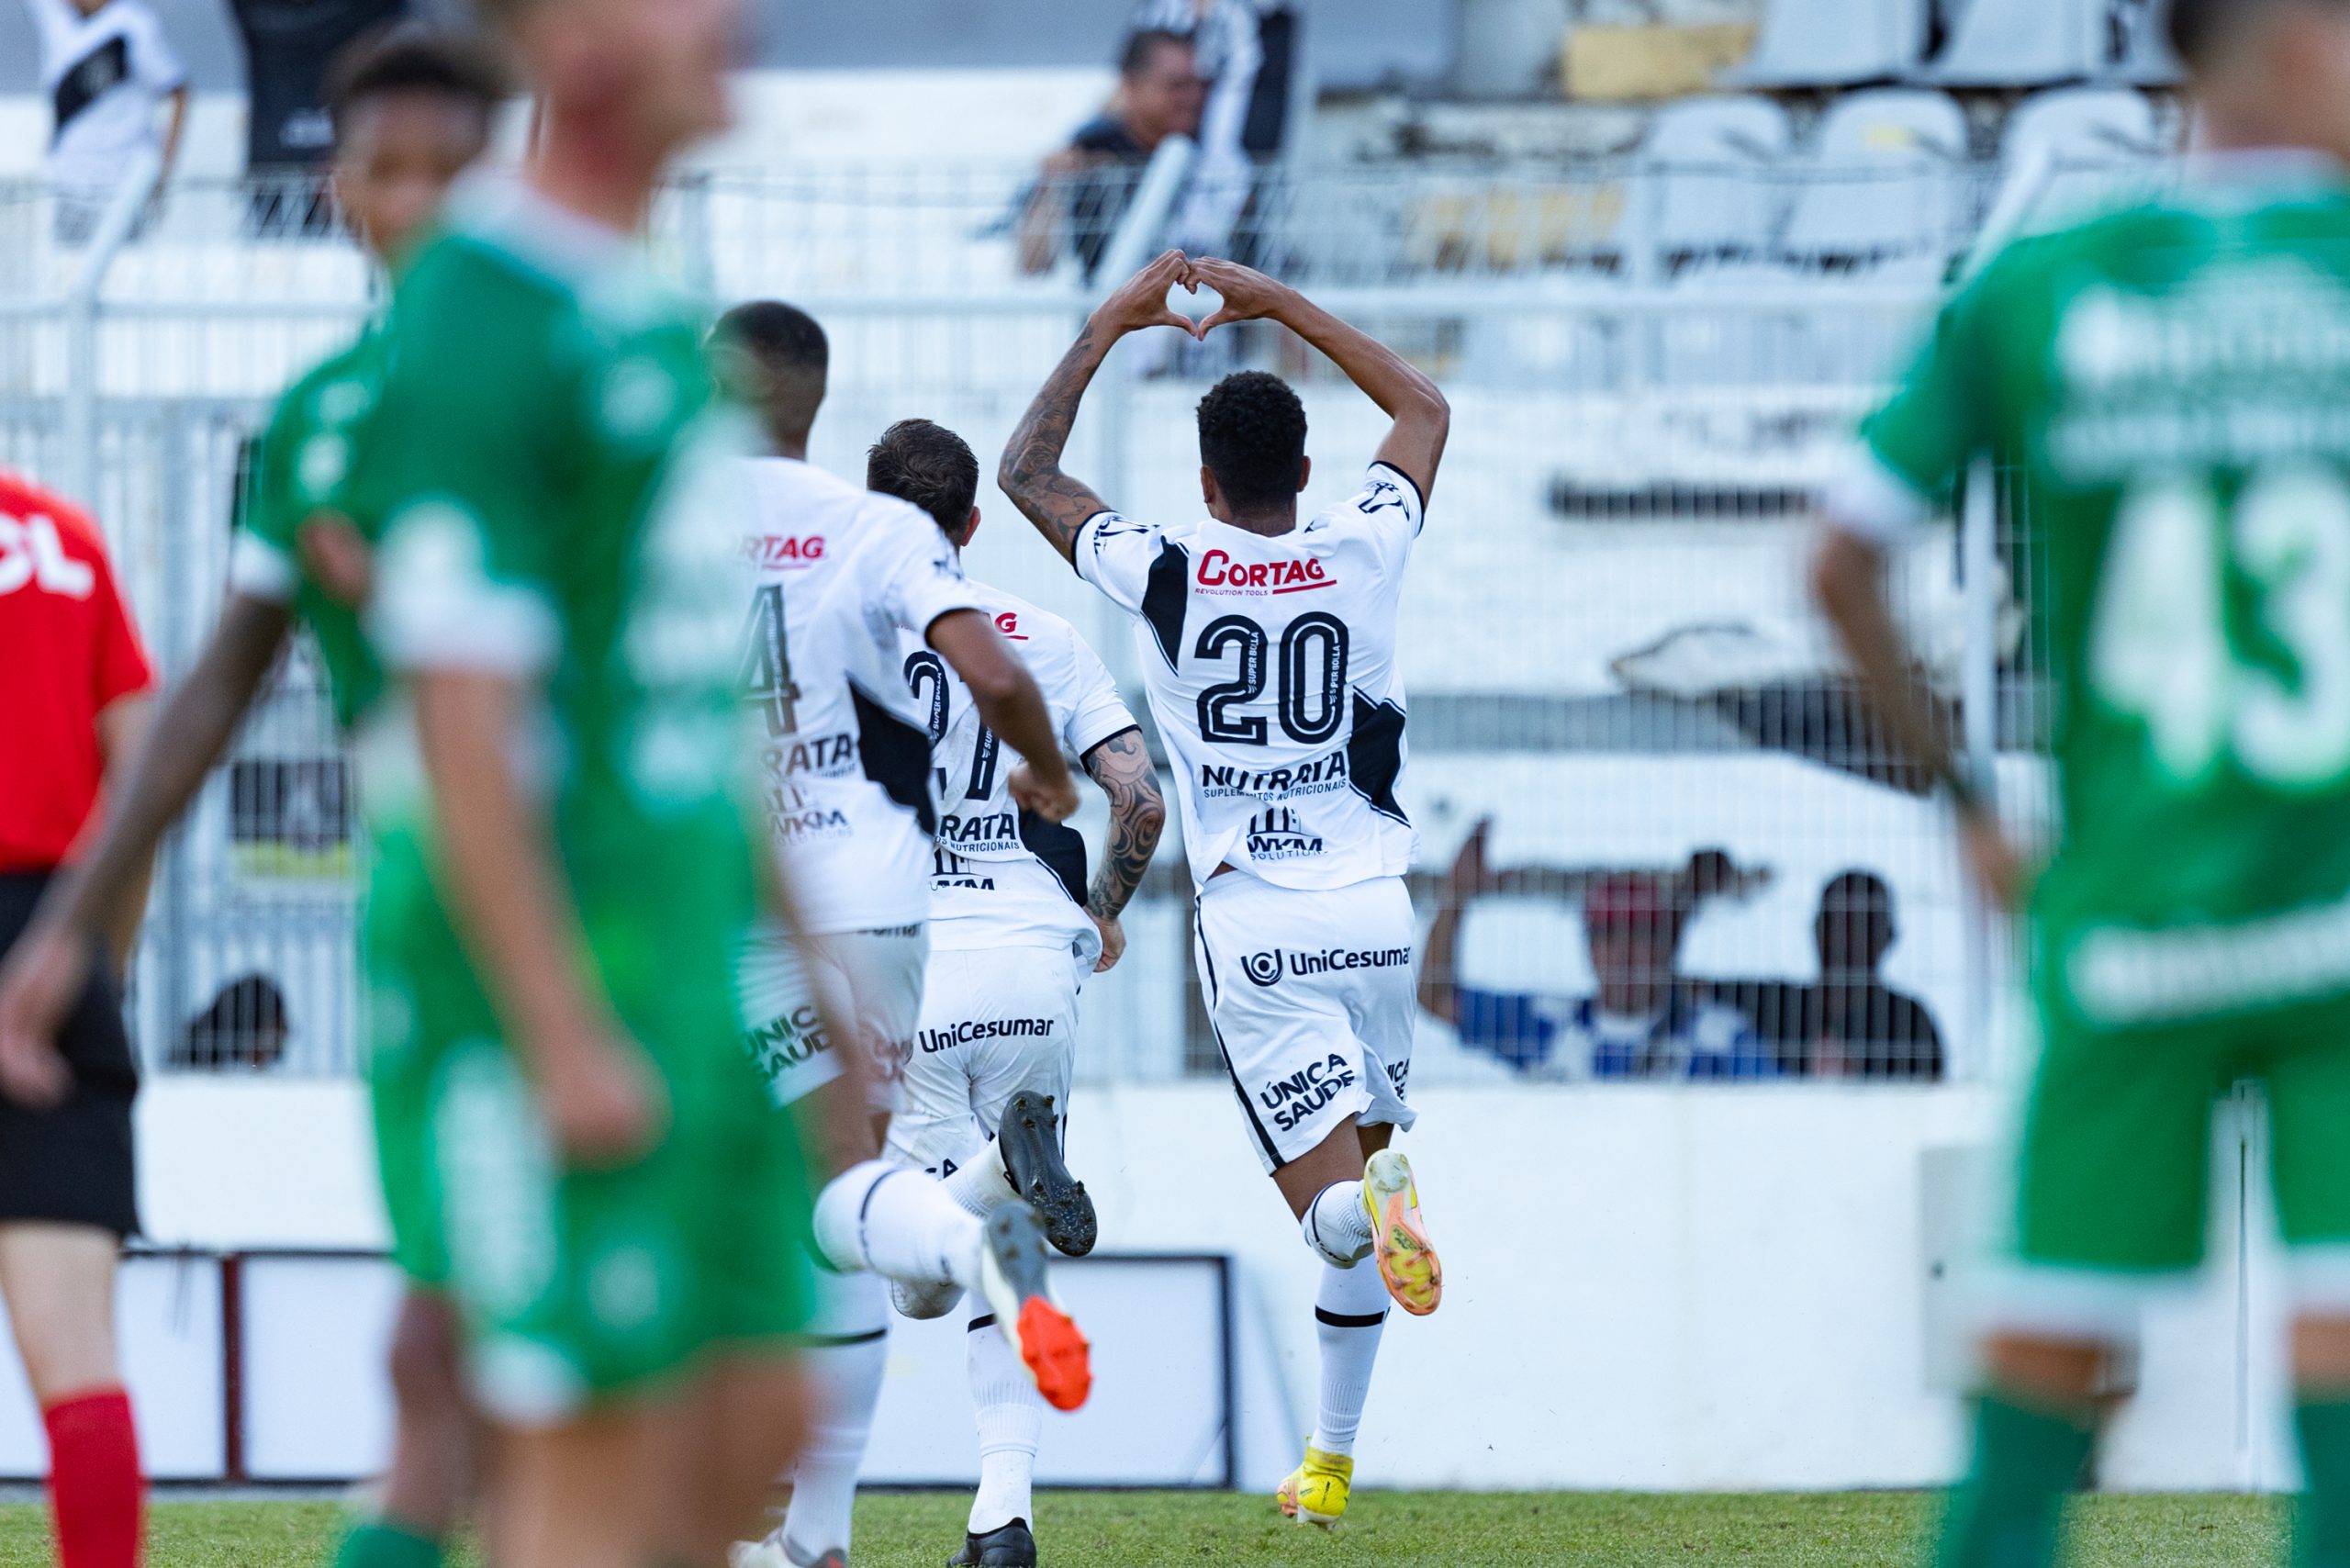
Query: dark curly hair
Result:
<box><xmin>868</xmin><ymin>418</ymin><xmax>979</xmax><ymax>544</ymax></box>
<box><xmin>327</xmin><ymin>24</ymin><xmax>508</xmax><ymax>141</ymax></box>
<box><xmin>1196</xmin><ymin>371</ymin><xmax>1307</xmax><ymax>513</ymax></box>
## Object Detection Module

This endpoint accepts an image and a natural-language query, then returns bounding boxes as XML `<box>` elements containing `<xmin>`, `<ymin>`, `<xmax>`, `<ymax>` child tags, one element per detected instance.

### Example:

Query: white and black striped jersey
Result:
<box><xmin>1072</xmin><ymin>462</ymin><xmax>1421</xmax><ymax>892</ymax></box>
<box><xmin>901</xmin><ymin>581</ymin><xmax>1138</xmax><ymax>964</ymax></box>
<box><xmin>739</xmin><ymin>456</ymin><xmax>983</xmax><ymax>934</ymax></box>
<box><xmin>28</xmin><ymin>0</ymin><xmax>184</xmax><ymax>197</ymax></box>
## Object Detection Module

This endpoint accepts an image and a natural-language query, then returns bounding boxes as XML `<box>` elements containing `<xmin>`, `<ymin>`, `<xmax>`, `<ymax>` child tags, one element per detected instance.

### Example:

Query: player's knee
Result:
<box><xmin>1982</xmin><ymin>1330</ymin><xmax>2110</xmax><ymax>1409</ymax></box>
<box><xmin>2294</xmin><ymin>1314</ymin><xmax>2350</xmax><ymax>1390</ymax></box>
<box><xmin>387</xmin><ymin>1294</ymin><xmax>466</xmax><ymax>1417</ymax></box>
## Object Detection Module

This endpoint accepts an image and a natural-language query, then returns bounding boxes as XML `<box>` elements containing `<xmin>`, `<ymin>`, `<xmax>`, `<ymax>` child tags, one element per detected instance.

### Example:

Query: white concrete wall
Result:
<box><xmin>120</xmin><ymin>1077</ymin><xmax>2300</xmax><ymax>1493</ymax></box>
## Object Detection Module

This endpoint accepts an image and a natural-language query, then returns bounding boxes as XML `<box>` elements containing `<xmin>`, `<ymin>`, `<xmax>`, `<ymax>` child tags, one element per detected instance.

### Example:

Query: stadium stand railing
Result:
<box><xmin>0</xmin><ymin>152</ymin><xmax>2165</xmax><ymax>1087</ymax></box>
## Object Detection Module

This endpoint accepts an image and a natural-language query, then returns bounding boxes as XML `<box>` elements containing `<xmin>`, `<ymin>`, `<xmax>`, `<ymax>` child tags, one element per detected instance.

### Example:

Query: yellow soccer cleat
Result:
<box><xmin>1276</xmin><ymin>1445</ymin><xmax>1354</xmax><ymax>1529</ymax></box>
<box><xmin>1362</xmin><ymin>1148</ymin><xmax>1441</xmax><ymax>1315</ymax></box>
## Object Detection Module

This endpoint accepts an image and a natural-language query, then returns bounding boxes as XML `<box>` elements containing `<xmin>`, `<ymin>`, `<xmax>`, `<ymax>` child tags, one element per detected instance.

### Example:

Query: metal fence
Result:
<box><xmin>1</xmin><ymin>149</ymin><xmax>2161</xmax><ymax>1087</ymax></box>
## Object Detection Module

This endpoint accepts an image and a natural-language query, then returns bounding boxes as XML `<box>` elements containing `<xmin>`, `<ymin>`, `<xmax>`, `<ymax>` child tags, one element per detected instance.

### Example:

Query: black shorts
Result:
<box><xmin>0</xmin><ymin>873</ymin><xmax>139</xmax><ymax>1238</ymax></box>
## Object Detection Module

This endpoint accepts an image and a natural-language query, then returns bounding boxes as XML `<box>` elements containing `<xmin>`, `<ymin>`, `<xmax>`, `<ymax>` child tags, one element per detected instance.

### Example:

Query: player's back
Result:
<box><xmin>1073</xmin><ymin>463</ymin><xmax>1423</xmax><ymax>891</ymax></box>
<box><xmin>902</xmin><ymin>579</ymin><xmax>1136</xmax><ymax>958</ymax></box>
<box><xmin>739</xmin><ymin>454</ymin><xmax>962</xmax><ymax>934</ymax></box>
<box><xmin>1873</xmin><ymin>174</ymin><xmax>2350</xmax><ymax>991</ymax></box>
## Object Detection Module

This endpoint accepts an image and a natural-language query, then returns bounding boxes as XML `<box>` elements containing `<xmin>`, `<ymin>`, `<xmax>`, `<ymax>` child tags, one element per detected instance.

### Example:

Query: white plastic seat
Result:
<box><xmin>1777</xmin><ymin>90</ymin><xmax>1971</xmax><ymax>281</ymax></box>
<box><xmin>1998</xmin><ymin>87</ymin><xmax>2170</xmax><ymax>232</ymax></box>
<box><xmin>1732</xmin><ymin>0</ymin><xmax>1930</xmax><ymax>87</ymax></box>
<box><xmin>1926</xmin><ymin>0</ymin><xmax>2182</xmax><ymax>85</ymax></box>
<box><xmin>1630</xmin><ymin>96</ymin><xmax>1796</xmax><ymax>277</ymax></box>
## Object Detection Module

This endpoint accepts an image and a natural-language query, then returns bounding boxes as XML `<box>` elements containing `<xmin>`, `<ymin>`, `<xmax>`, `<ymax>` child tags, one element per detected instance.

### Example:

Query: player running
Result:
<box><xmin>710</xmin><ymin>308</ymin><xmax>1095</xmax><ymax>1568</ymax></box>
<box><xmin>1814</xmin><ymin>3</ymin><xmax>2350</xmax><ymax>1564</ymax></box>
<box><xmin>1002</xmin><ymin>251</ymin><xmax>1449</xmax><ymax>1529</ymax></box>
<box><xmin>867</xmin><ymin>417</ymin><xmax>1167</xmax><ymax>1568</ymax></box>
<box><xmin>335</xmin><ymin>0</ymin><xmax>824</xmax><ymax>1562</ymax></box>
<box><xmin>0</xmin><ymin>31</ymin><xmax>500</xmax><ymax>1568</ymax></box>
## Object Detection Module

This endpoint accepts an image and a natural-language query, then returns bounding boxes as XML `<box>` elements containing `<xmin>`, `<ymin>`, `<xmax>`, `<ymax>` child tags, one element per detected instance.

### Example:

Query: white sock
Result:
<box><xmin>1301</xmin><ymin>1180</ymin><xmax>1374</xmax><ymax>1268</ymax></box>
<box><xmin>945</xmin><ymin>1146</ymin><xmax>1020</xmax><ymax>1219</ymax></box>
<box><xmin>777</xmin><ymin>1269</ymin><xmax>890</xmax><ymax>1558</ymax></box>
<box><xmin>1308</xmin><ymin>1260</ymin><xmax>1390</xmax><ymax>1457</ymax></box>
<box><xmin>966</xmin><ymin>1293</ymin><xmax>1044</xmax><ymax>1534</ymax></box>
<box><xmin>813</xmin><ymin>1159</ymin><xmax>986</xmax><ymax>1291</ymax></box>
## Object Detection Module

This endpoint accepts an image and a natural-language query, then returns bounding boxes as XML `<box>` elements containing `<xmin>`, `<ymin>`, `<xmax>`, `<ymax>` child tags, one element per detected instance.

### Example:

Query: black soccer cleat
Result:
<box><xmin>947</xmin><ymin>1518</ymin><xmax>1037</xmax><ymax>1567</ymax></box>
<box><xmin>997</xmin><ymin>1091</ymin><xmax>1096</xmax><ymax>1257</ymax></box>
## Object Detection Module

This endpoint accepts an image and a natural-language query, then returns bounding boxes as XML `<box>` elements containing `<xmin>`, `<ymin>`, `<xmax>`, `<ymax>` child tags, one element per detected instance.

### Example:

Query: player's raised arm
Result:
<box><xmin>1190</xmin><ymin>256</ymin><xmax>1450</xmax><ymax>509</ymax></box>
<box><xmin>1078</xmin><ymin>725</ymin><xmax>1166</xmax><ymax>972</ymax></box>
<box><xmin>1000</xmin><ymin>249</ymin><xmax>1200</xmax><ymax>562</ymax></box>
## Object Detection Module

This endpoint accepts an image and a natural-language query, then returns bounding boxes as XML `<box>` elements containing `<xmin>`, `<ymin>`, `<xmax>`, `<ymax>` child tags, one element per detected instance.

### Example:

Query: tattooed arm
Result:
<box><xmin>1002</xmin><ymin>250</ymin><xmax>1200</xmax><ymax>563</ymax></box>
<box><xmin>1079</xmin><ymin>726</ymin><xmax>1167</xmax><ymax>973</ymax></box>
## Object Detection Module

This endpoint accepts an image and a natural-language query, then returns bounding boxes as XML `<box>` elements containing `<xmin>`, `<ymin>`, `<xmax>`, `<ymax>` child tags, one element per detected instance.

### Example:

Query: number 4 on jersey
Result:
<box><xmin>2091</xmin><ymin>465</ymin><xmax>2350</xmax><ymax>790</ymax></box>
<box><xmin>744</xmin><ymin>583</ymin><xmax>800</xmax><ymax>737</ymax></box>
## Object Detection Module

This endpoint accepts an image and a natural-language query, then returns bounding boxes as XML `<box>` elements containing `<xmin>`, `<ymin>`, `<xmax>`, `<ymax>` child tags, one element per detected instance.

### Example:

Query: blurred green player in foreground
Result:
<box><xmin>1816</xmin><ymin>1</ymin><xmax>2350</xmax><ymax>1564</ymax></box>
<box><xmin>0</xmin><ymin>28</ymin><xmax>504</xmax><ymax>1568</ymax></box>
<box><xmin>340</xmin><ymin>0</ymin><xmax>817</xmax><ymax>1560</ymax></box>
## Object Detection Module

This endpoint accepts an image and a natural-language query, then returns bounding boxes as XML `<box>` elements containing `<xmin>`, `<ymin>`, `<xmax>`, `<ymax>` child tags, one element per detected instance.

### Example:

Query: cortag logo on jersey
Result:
<box><xmin>1246</xmin><ymin>806</ymin><xmax>1325</xmax><ymax>861</ymax></box>
<box><xmin>1259</xmin><ymin>1052</ymin><xmax>1357</xmax><ymax>1131</ymax></box>
<box><xmin>1197</xmin><ymin>548</ymin><xmax>1333</xmax><ymax>597</ymax></box>
<box><xmin>744</xmin><ymin>534</ymin><xmax>825</xmax><ymax>568</ymax></box>
<box><xmin>995</xmin><ymin>610</ymin><xmax>1028</xmax><ymax>641</ymax></box>
<box><xmin>0</xmin><ymin>514</ymin><xmax>95</xmax><ymax>599</ymax></box>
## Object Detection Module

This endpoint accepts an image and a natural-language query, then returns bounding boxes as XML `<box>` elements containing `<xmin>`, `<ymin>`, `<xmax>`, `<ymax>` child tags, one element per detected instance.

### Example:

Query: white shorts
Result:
<box><xmin>1192</xmin><ymin>873</ymin><xmax>1418</xmax><ymax>1174</ymax></box>
<box><xmin>886</xmin><ymin>946</ymin><xmax>1083</xmax><ymax>1177</ymax></box>
<box><xmin>737</xmin><ymin>924</ymin><xmax>929</xmax><ymax>1113</ymax></box>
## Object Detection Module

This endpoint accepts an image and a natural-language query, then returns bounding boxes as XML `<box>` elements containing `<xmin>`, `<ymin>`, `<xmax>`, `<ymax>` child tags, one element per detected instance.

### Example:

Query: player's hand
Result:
<box><xmin>1959</xmin><ymin>808</ymin><xmax>2029</xmax><ymax>913</ymax></box>
<box><xmin>297</xmin><ymin>514</ymin><xmax>374</xmax><ymax>607</ymax></box>
<box><xmin>1009</xmin><ymin>759</ymin><xmax>1081</xmax><ymax>823</ymax></box>
<box><xmin>537</xmin><ymin>1026</ymin><xmax>667</xmax><ymax>1169</ymax></box>
<box><xmin>0</xmin><ymin>924</ymin><xmax>87</xmax><ymax>1110</ymax></box>
<box><xmin>1188</xmin><ymin>256</ymin><xmax>1296</xmax><ymax>335</ymax></box>
<box><xmin>1446</xmin><ymin>817</ymin><xmax>1495</xmax><ymax>902</ymax></box>
<box><xmin>1091</xmin><ymin>250</ymin><xmax>1203</xmax><ymax>341</ymax></box>
<box><xmin>1089</xmin><ymin>909</ymin><xmax>1126</xmax><ymax>973</ymax></box>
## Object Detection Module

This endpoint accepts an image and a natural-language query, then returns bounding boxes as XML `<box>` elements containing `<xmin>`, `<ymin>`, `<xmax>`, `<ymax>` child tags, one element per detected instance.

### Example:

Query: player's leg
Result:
<box><xmin>487</xmin><ymin>1408</ymin><xmax>668</xmax><ymax>1568</ymax></box>
<box><xmin>2259</xmin><ymin>1011</ymin><xmax>2350</xmax><ymax>1568</ymax></box>
<box><xmin>332</xmin><ymin>1290</ymin><xmax>474</xmax><ymax>1568</ymax></box>
<box><xmin>956</xmin><ymin>1285</ymin><xmax>1046</xmax><ymax>1568</ymax></box>
<box><xmin>0</xmin><ymin>902</ymin><xmax>144</xmax><ymax>1568</ymax></box>
<box><xmin>658</xmin><ymin>1354</ymin><xmax>813</xmax><ymax>1568</ymax></box>
<box><xmin>0</xmin><ymin>1223</ymin><xmax>139</xmax><ymax>1568</ymax></box>
<box><xmin>1933</xmin><ymin>1007</ymin><xmax>2216</xmax><ymax>1568</ymax></box>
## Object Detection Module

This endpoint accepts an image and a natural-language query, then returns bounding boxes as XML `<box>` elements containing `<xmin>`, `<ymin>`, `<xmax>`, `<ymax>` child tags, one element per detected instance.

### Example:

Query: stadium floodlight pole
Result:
<box><xmin>61</xmin><ymin>147</ymin><xmax>163</xmax><ymax>510</ymax></box>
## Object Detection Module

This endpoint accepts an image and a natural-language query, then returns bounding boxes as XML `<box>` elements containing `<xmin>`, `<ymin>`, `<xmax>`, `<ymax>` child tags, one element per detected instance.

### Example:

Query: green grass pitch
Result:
<box><xmin>0</xmin><ymin>1490</ymin><xmax>2295</xmax><ymax>1566</ymax></box>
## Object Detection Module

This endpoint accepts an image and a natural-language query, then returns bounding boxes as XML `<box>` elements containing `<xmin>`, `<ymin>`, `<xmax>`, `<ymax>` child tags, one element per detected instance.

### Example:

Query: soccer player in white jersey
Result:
<box><xmin>711</xmin><ymin>304</ymin><xmax>1092</xmax><ymax>1568</ymax></box>
<box><xmin>867</xmin><ymin>419</ymin><xmax>1167</xmax><ymax>1568</ymax></box>
<box><xmin>1001</xmin><ymin>251</ymin><xmax>1450</xmax><ymax>1529</ymax></box>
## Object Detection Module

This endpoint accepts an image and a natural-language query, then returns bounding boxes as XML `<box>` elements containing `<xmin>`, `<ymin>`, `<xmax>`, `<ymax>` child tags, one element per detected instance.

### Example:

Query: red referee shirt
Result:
<box><xmin>0</xmin><ymin>471</ymin><xmax>155</xmax><ymax>874</ymax></box>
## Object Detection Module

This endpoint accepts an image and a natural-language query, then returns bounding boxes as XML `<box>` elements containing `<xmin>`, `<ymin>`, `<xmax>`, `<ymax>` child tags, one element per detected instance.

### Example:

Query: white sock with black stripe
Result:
<box><xmin>1309</xmin><ymin>1260</ymin><xmax>1391</xmax><ymax>1457</ymax></box>
<box><xmin>945</xmin><ymin>1145</ymin><xmax>1021</xmax><ymax>1219</ymax></box>
<box><xmin>965</xmin><ymin>1292</ymin><xmax>1044</xmax><ymax>1535</ymax></box>
<box><xmin>777</xmin><ymin>1269</ymin><xmax>890</xmax><ymax>1558</ymax></box>
<box><xmin>812</xmin><ymin>1158</ymin><xmax>986</xmax><ymax>1292</ymax></box>
<box><xmin>1302</xmin><ymin>1180</ymin><xmax>1374</xmax><ymax>1267</ymax></box>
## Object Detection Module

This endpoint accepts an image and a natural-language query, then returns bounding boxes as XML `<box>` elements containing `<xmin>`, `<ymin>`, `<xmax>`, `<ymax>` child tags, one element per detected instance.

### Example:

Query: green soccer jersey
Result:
<box><xmin>1852</xmin><ymin>161</ymin><xmax>2350</xmax><ymax>1026</ymax></box>
<box><xmin>229</xmin><ymin>325</ymin><xmax>390</xmax><ymax>730</ymax></box>
<box><xmin>347</xmin><ymin>174</ymin><xmax>762</xmax><ymax>1072</ymax></box>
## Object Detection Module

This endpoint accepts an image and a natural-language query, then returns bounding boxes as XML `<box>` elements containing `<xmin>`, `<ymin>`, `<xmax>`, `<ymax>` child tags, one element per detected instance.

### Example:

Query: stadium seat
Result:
<box><xmin>1731</xmin><ymin>0</ymin><xmax>1930</xmax><ymax>87</ymax></box>
<box><xmin>1776</xmin><ymin>90</ymin><xmax>1971</xmax><ymax>280</ymax></box>
<box><xmin>1629</xmin><ymin>96</ymin><xmax>1796</xmax><ymax>279</ymax></box>
<box><xmin>1923</xmin><ymin>0</ymin><xmax>2173</xmax><ymax>85</ymax></box>
<box><xmin>1995</xmin><ymin>87</ymin><xmax>2171</xmax><ymax>233</ymax></box>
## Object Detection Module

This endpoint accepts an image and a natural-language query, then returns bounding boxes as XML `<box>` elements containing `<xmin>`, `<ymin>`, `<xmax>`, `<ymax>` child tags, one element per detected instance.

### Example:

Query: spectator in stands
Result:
<box><xmin>0</xmin><ymin>467</ymin><xmax>158</xmax><ymax>1568</ymax></box>
<box><xmin>23</xmin><ymin>0</ymin><xmax>188</xmax><ymax>243</ymax></box>
<box><xmin>1017</xmin><ymin>28</ymin><xmax>1205</xmax><ymax>279</ymax></box>
<box><xmin>1129</xmin><ymin>0</ymin><xmax>1298</xmax><ymax>262</ymax></box>
<box><xmin>173</xmin><ymin>974</ymin><xmax>290</xmax><ymax>1070</ymax></box>
<box><xmin>231</xmin><ymin>0</ymin><xmax>410</xmax><ymax>236</ymax></box>
<box><xmin>1710</xmin><ymin>871</ymin><xmax>1945</xmax><ymax>1080</ymax></box>
<box><xmin>1417</xmin><ymin>820</ymin><xmax>1778</xmax><ymax>1081</ymax></box>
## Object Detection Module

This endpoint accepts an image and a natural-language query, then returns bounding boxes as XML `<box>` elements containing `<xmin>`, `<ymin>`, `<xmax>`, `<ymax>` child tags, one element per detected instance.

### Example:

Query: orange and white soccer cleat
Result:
<box><xmin>978</xmin><ymin>1203</ymin><xmax>1093</xmax><ymax>1411</ymax></box>
<box><xmin>1277</xmin><ymin>1445</ymin><xmax>1355</xmax><ymax>1529</ymax></box>
<box><xmin>1361</xmin><ymin>1148</ymin><xmax>1441</xmax><ymax>1316</ymax></box>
